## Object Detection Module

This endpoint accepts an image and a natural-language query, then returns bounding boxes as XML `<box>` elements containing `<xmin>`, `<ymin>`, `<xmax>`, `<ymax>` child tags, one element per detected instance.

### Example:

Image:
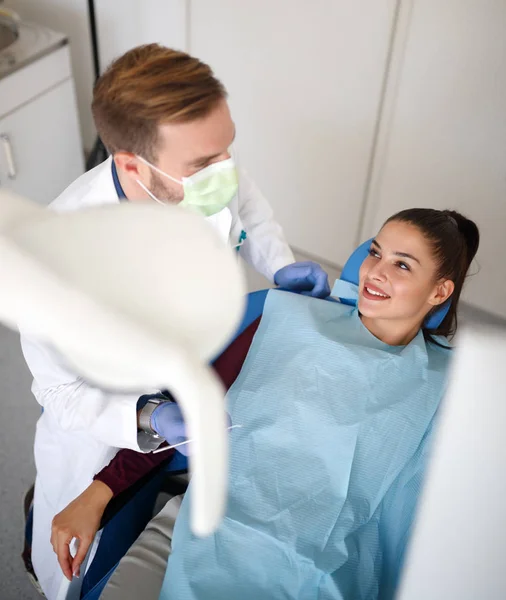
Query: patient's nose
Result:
<box><xmin>368</xmin><ymin>261</ymin><xmax>387</xmax><ymax>282</ymax></box>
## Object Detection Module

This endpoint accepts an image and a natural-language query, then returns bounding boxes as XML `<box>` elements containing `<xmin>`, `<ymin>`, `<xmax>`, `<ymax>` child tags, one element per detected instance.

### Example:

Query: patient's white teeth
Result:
<box><xmin>366</xmin><ymin>286</ymin><xmax>389</xmax><ymax>298</ymax></box>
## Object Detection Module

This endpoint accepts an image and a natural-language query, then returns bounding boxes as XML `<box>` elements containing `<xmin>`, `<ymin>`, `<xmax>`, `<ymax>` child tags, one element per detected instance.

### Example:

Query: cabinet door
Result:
<box><xmin>361</xmin><ymin>0</ymin><xmax>506</xmax><ymax>318</ymax></box>
<box><xmin>189</xmin><ymin>0</ymin><xmax>397</xmax><ymax>266</ymax></box>
<box><xmin>0</xmin><ymin>78</ymin><xmax>84</xmax><ymax>205</ymax></box>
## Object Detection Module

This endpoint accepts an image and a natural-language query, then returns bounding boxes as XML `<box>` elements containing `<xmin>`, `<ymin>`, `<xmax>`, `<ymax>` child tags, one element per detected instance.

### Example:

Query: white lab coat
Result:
<box><xmin>22</xmin><ymin>157</ymin><xmax>294</xmax><ymax>600</ymax></box>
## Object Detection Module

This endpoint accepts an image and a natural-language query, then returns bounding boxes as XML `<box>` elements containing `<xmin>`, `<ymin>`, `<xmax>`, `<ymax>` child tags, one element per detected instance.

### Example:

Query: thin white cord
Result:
<box><xmin>152</xmin><ymin>424</ymin><xmax>243</xmax><ymax>454</ymax></box>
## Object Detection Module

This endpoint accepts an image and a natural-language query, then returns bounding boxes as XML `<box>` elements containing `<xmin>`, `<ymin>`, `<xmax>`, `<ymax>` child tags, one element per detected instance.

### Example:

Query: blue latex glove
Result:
<box><xmin>151</xmin><ymin>402</ymin><xmax>190</xmax><ymax>456</ymax></box>
<box><xmin>274</xmin><ymin>261</ymin><xmax>330</xmax><ymax>298</ymax></box>
<box><xmin>151</xmin><ymin>402</ymin><xmax>232</xmax><ymax>456</ymax></box>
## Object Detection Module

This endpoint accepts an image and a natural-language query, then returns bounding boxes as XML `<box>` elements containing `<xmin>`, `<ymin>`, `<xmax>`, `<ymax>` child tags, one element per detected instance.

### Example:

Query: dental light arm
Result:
<box><xmin>0</xmin><ymin>189</ymin><xmax>246</xmax><ymax>536</ymax></box>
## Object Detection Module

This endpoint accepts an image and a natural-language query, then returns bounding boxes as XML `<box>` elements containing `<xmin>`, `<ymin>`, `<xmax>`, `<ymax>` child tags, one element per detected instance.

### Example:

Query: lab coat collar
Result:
<box><xmin>111</xmin><ymin>159</ymin><xmax>127</xmax><ymax>200</ymax></box>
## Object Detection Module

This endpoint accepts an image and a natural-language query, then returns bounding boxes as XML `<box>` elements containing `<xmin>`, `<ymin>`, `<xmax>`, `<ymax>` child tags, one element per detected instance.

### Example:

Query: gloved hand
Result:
<box><xmin>151</xmin><ymin>401</ymin><xmax>232</xmax><ymax>456</ymax></box>
<box><xmin>151</xmin><ymin>401</ymin><xmax>190</xmax><ymax>456</ymax></box>
<box><xmin>274</xmin><ymin>261</ymin><xmax>330</xmax><ymax>298</ymax></box>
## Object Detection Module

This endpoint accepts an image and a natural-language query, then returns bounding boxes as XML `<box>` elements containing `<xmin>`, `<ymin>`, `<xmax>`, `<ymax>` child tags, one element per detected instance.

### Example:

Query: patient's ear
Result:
<box><xmin>428</xmin><ymin>279</ymin><xmax>455</xmax><ymax>307</ymax></box>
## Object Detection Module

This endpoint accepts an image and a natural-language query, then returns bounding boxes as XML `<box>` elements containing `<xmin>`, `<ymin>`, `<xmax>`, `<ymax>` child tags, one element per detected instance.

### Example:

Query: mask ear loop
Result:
<box><xmin>135</xmin><ymin>178</ymin><xmax>165</xmax><ymax>205</ymax></box>
<box><xmin>136</xmin><ymin>155</ymin><xmax>184</xmax><ymax>204</ymax></box>
<box><xmin>136</xmin><ymin>155</ymin><xmax>183</xmax><ymax>185</ymax></box>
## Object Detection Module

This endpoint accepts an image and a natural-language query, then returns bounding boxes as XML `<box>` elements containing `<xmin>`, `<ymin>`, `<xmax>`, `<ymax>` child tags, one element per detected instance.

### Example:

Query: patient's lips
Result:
<box><xmin>363</xmin><ymin>282</ymin><xmax>391</xmax><ymax>301</ymax></box>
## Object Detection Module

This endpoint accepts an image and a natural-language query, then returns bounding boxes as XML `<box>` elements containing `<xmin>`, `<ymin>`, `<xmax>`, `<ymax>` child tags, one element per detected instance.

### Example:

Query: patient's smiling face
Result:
<box><xmin>358</xmin><ymin>220</ymin><xmax>454</xmax><ymax>345</ymax></box>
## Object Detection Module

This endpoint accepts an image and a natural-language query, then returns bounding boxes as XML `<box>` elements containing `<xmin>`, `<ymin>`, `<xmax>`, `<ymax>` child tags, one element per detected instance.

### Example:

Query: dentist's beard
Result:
<box><xmin>150</xmin><ymin>171</ymin><xmax>184</xmax><ymax>205</ymax></box>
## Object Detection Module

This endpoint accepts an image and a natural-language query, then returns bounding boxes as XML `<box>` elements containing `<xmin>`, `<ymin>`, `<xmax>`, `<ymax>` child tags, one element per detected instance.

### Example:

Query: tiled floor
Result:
<box><xmin>0</xmin><ymin>253</ymin><xmax>504</xmax><ymax>600</ymax></box>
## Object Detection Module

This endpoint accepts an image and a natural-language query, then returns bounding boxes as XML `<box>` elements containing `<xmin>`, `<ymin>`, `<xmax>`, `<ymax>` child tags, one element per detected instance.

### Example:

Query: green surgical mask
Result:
<box><xmin>136</xmin><ymin>155</ymin><xmax>239</xmax><ymax>217</ymax></box>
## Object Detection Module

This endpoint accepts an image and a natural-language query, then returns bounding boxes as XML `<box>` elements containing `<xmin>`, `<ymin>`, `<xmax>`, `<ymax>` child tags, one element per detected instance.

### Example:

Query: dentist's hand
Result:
<box><xmin>151</xmin><ymin>402</ymin><xmax>190</xmax><ymax>456</ymax></box>
<box><xmin>151</xmin><ymin>402</ymin><xmax>233</xmax><ymax>456</ymax></box>
<box><xmin>274</xmin><ymin>261</ymin><xmax>330</xmax><ymax>298</ymax></box>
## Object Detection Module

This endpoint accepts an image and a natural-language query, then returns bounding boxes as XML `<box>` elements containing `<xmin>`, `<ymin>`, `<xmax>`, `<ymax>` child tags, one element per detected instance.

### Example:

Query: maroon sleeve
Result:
<box><xmin>212</xmin><ymin>318</ymin><xmax>260</xmax><ymax>389</ymax></box>
<box><xmin>94</xmin><ymin>447</ymin><xmax>171</xmax><ymax>496</ymax></box>
<box><xmin>94</xmin><ymin>318</ymin><xmax>261</xmax><ymax>497</ymax></box>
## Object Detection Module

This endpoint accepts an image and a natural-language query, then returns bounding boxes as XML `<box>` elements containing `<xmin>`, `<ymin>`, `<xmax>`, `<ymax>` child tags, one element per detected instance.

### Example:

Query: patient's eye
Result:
<box><xmin>396</xmin><ymin>261</ymin><xmax>410</xmax><ymax>271</ymax></box>
<box><xmin>368</xmin><ymin>248</ymin><xmax>380</xmax><ymax>259</ymax></box>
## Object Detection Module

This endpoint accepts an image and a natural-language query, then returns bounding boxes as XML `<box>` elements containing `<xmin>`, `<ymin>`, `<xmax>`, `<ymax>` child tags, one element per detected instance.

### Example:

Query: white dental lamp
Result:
<box><xmin>0</xmin><ymin>189</ymin><xmax>246</xmax><ymax>537</ymax></box>
<box><xmin>398</xmin><ymin>325</ymin><xmax>506</xmax><ymax>599</ymax></box>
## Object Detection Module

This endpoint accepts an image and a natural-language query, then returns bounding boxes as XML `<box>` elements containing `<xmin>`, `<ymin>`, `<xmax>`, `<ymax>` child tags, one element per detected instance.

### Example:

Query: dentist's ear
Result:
<box><xmin>114</xmin><ymin>152</ymin><xmax>151</xmax><ymax>184</ymax></box>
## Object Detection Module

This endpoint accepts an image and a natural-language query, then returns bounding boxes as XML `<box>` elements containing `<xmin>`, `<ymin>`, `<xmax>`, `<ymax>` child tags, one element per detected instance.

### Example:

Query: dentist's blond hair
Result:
<box><xmin>92</xmin><ymin>44</ymin><xmax>227</xmax><ymax>161</ymax></box>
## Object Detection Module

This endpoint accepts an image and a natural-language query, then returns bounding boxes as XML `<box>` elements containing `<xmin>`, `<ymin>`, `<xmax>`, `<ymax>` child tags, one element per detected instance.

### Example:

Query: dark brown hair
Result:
<box><xmin>385</xmin><ymin>208</ymin><xmax>480</xmax><ymax>341</ymax></box>
<box><xmin>92</xmin><ymin>44</ymin><xmax>227</xmax><ymax>162</ymax></box>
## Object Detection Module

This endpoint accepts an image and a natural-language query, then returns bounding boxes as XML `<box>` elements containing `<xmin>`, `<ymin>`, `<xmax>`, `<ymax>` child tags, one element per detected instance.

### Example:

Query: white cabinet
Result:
<box><xmin>361</xmin><ymin>0</ymin><xmax>506</xmax><ymax>318</ymax></box>
<box><xmin>187</xmin><ymin>0</ymin><xmax>398</xmax><ymax>266</ymax></box>
<box><xmin>0</xmin><ymin>79</ymin><xmax>84</xmax><ymax>205</ymax></box>
<box><xmin>0</xmin><ymin>45</ymin><xmax>84</xmax><ymax>205</ymax></box>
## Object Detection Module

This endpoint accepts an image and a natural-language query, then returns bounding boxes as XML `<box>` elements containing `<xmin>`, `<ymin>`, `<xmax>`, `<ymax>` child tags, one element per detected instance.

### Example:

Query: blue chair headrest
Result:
<box><xmin>336</xmin><ymin>239</ymin><xmax>450</xmax><ymax>330</ymax></box>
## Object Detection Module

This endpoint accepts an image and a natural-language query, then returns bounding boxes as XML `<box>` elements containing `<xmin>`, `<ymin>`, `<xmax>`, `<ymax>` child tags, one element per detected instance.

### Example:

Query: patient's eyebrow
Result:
<box><xmin>371</xmin><ymin>239</ymin><xmax>421</xmax><ymax>265</ymax></box>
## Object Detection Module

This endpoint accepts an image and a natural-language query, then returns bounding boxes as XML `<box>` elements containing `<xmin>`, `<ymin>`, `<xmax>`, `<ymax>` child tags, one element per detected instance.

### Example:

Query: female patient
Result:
<box><xmin>50</xmin><ymin>208</ymin><xmax>479</xmax><ymax>600</ymax></box>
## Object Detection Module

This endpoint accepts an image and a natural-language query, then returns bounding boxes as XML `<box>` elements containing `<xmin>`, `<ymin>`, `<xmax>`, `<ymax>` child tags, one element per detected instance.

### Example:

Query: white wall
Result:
<box><xmin>361</xmin><ymin>0</ymin><xmax>506</xmax><ymax>318</ymax></box>
<box><xmin>9</xmin><ymin>0</ymin><xmax>187</xmax><ymax>151</ymax></box>
<box><xmin>188</xmin><ymin>0</ymin><xmax>397</xmax><ymax>266</ymax></box>
<box><xmin>10</xmin><ymin>0</ymin><xmax>96</xmax><ymax>150</ymax></box>
<box><xmin>95</xmin><ymin>0</ymin><xmax>186</xmax><ymax>70</ymax></box>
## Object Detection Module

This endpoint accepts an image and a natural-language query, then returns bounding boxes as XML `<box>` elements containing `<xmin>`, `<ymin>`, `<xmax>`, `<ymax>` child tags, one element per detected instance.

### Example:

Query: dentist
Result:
<box><xmin>21</xmin><ymin>43</ymin><xmax>329</xmax><ymax>599</ymax></box>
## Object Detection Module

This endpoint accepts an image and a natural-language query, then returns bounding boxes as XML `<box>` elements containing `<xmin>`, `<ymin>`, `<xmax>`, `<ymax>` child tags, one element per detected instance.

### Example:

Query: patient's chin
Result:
<box><xmin>358</xmin><ymin>298</ymin><xmax>391</xmax><ymax>318</ymax></box>
<box><xmin>359</xmin><ymin>307</ymin><xmax>384</xmax><ymax>319</ymax></box>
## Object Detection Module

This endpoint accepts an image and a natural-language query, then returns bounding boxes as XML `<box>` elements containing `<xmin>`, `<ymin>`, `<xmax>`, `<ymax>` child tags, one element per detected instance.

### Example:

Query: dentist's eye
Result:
<box><xmin>368</xmin><ymin>248</ymin><xmax>380</xmax><ymax>259</ymax></box>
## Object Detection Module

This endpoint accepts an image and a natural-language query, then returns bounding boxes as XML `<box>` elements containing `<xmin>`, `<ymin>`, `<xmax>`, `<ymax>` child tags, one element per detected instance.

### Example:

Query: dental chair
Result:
<box><xmin>46</xmin><ymin>239</ymin><xmax>448</xmax><ymax>600</ymax></box>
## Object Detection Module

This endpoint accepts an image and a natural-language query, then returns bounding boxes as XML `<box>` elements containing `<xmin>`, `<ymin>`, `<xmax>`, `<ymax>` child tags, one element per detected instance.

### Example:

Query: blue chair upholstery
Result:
<box><xmin>339</xmin><ymin>239</ymin><xmax>372</xmax><ymax>304</ymax></box>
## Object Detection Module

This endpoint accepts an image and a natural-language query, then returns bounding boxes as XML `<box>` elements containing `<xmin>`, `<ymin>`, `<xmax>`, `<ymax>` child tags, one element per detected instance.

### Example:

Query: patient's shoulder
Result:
<box><xmin>426</xmin><ymin>336</ymin><xmax>453</xmax><ymax>372</ymax></box>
